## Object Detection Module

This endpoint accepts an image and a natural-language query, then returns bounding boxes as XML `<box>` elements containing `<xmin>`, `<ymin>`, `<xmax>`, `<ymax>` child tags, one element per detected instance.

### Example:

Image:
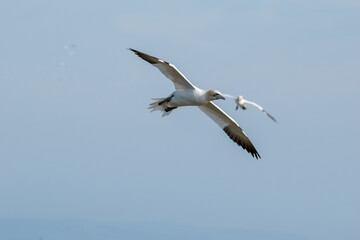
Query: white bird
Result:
<box><xmin>224</xmin><ymin>94</ymin><xmax>277</xmax><ymax>123</ymax></box>
<box><xmin>130</xmin><ymin>48</ymin><xmax>260</xmax><ymax>159</ymax></box>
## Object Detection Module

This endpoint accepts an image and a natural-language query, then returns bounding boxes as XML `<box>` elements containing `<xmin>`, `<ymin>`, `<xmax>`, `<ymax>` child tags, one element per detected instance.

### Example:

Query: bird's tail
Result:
<box><xmin>148</xmin><ymin>98</ymin><xmax>174</xmax><ymax>117</ymax></box>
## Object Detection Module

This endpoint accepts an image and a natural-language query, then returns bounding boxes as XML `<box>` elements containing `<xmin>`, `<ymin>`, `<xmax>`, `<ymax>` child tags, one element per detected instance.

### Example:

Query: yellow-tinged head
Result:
<box><xmin>206</xmin><ymin>90</ymin><xmax>226</xmax><ymax>101</ymax></box>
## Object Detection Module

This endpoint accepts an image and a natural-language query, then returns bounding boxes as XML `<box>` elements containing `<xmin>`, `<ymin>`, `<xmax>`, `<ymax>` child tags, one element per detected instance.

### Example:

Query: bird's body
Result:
<box><xmin>130</xmin><ymin>48</ymin><xmax>260</xmax><ymax>159</ymax></box>
<box><xmin>165</xmin><ymin>89</ymin><xmax>208</xmax><ymax>107</ymax></box>
<box><xmin>149</xmin><ymin>88</ymin><xmax>225</xmax><ymax>115</ymax></box>
<box><xmin>235</xmin><ymin>96</ymin><xmax>247</xmax><ymax>110</ymax></box>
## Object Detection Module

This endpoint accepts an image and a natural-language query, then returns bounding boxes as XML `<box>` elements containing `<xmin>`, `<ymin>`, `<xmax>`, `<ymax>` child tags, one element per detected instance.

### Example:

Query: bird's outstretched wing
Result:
<box><xmin>129</xmin><ymin>48</ymin><xmax>196</xmax><ymax>90</ymax></box>
<box><xmin>198</xmin><ymin>102</ymin><xmax>261</xmax><ymax>159</ymax></box>
<box><xmin>243</xmin><ymin>100</ymin><xmax>277</xmax><ymax>123</ymax></box>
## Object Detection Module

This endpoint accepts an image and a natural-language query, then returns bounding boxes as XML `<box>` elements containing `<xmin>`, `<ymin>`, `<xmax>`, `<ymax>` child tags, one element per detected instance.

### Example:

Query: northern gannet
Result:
<box><xmin>224</xmin><ymin>95</ymin><xmax>277</xmax><ymax>123</ymax></box>
<box><xmin>130</xmin><ymin>48</ymin><xmax>260</xmax><ymax>159</ymax></box>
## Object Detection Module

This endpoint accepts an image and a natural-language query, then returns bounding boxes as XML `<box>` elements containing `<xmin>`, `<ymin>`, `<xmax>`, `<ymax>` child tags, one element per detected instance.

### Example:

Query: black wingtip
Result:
<box><xmin>128</xmin><ymin>48</ymin><xmax>139</xmax><ymax>54</ymax></box>
<box><xmin>128</xmin><ymin>48</ymin><xmax>160</xmax><ymax>64</ymax></box>
<box><xmin>268</xmin><ymin>114</ymin><xmax>278</xmax><ymax>124</ymax></box>
<box><xmin>262</xmin><ymin>109</ymin><xmax>278</xmax><ymax>124</ymax></box>
<box><xmin>251</xmin><ymin>151</ymin><xmax>261</xmax><ymax>159</ymax></box>
<box><xmin>223</xmin><ymin>126</ymin><xmax>261</xmax><ymax>159</ymax></box>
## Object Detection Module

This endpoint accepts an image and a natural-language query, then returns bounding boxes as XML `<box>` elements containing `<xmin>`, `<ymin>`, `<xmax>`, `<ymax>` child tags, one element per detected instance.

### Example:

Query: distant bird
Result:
<box><xmin>130</xmin><ymin>48</ymin><xmax>261</xmax><ymax>159</ymax></box>
<box><xmin>224</xmin><ymin>94</ymin><xmax>277</xmax><ymax>123</ymax></box>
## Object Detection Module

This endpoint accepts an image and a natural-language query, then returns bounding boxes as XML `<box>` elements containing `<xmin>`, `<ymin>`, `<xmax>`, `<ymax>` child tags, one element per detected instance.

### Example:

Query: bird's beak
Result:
<box><xmin>218</xmin><ymin>94</ymin><xmax>225</xmax><ymax>100</ymax></box>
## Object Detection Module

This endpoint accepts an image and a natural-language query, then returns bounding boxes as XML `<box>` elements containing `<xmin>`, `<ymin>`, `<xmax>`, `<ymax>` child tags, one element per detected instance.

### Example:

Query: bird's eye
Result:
<box><xmin>213</xmin><ymin>93</ymin><xmax>218</xmax><ymax>97</ymax></box>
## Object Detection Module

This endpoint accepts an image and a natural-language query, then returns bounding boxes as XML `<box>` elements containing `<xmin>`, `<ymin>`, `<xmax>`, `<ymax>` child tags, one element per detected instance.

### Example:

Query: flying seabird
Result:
<box><xmin>130</xmin><ymin>48</ymin><xmax>261</xmax><ymax>159</ymax></box>
<box><xmin>224</xmin><ymin>94</ymin><xmax>277</xmax><ymax>123</ymax></box>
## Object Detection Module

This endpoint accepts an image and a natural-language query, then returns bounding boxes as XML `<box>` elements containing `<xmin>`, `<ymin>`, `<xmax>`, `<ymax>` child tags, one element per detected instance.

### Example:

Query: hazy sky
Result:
<box><xmin>1</xmin><ymin>0</ymin><xmax>359</xmax><ymax>239</ymax></box>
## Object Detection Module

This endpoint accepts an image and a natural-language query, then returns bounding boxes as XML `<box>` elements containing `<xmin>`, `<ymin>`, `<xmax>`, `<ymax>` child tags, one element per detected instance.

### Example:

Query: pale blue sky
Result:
<box><xmin>1</xmin><ymin>0</ymin><xmax>359</xmax><ymax>239</ymax></box>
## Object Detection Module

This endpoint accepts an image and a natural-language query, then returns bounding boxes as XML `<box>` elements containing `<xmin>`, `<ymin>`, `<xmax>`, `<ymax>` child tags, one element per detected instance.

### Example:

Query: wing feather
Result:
<box><xmin>198</xmin><ymin>102</ymin><xmax>261</xmax><ymax>159</ymax></box>
<box><xmin>129</xmin><ymin>48</ymin><xmax>195</xmax><ymax>90</ymax></box>
<box><xmin>244</xmin><ymin>100</ymin><xmax>277</xmax><ymax>123</ymax></box>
